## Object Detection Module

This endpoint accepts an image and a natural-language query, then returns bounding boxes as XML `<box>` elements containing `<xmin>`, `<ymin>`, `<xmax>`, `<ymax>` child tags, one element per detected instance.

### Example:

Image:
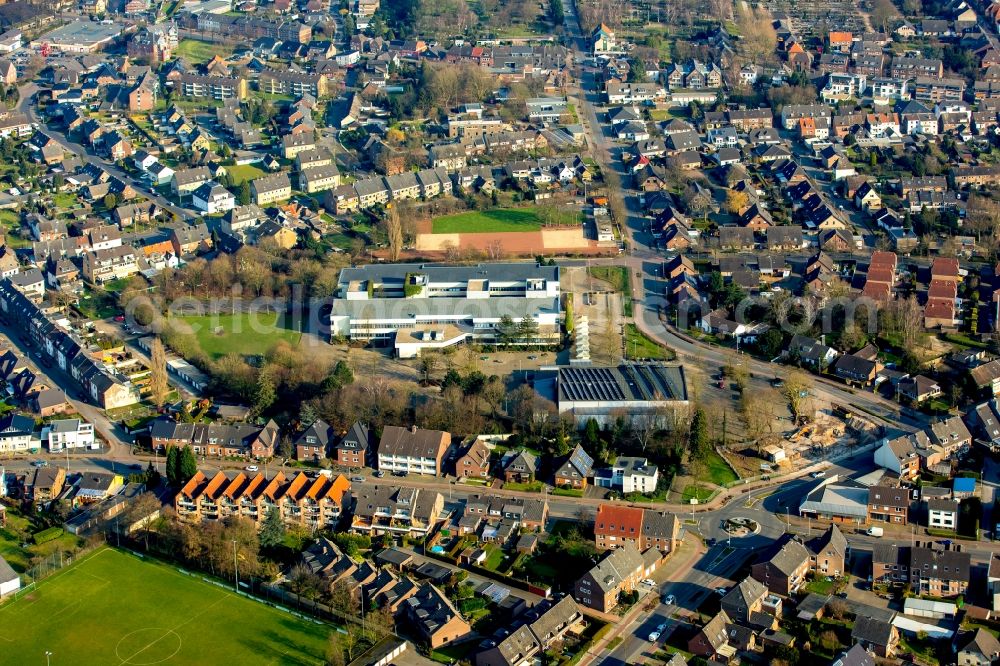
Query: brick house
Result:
<box><xmin>294</xmin><ymin>419</ymin><xmax>334</xmax><ymax>462</ymax></box>
<box><xmin>332</xmin><ymin>421</ymin><xmax>370</xmax><ymax>468</ymax></box>
<box><xmin>553</xmin><ymin>444</ymin><xmax>593</xmax><ymax>488</ymax></box>
<box><xmin>455</xmin><ymin>437</ymin><xmax>491</xmax><ymax>478</ymax></box>
<box><xmin>751</xmin><ymin>536</ymin><xmax>811</xmax><ymax>595</ymax></box>
<box><xmin>867</xmin><ymin>486</ymin><xmax>909</xmax><ymax>524</ymax></box>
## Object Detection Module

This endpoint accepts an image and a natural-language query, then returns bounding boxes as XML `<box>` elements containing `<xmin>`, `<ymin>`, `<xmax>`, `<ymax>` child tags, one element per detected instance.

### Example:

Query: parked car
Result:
<box><xmin>648</xmin><ymin>623</ymin><xmax>666</xmax><ymax>642</ymax></box>
<box><xmin>245</xmin><ymin>465</ymin><xmax>259</xmax><ymax>472</ymax></box>
<box><xmin>30</xmin><ymin>460</ymin><xmax>48</xmax><ymax>467</ymax></box>
<box><xmin>715</xmin><ymin>587</ymin><xmax>728</xmax><ymax>596</ymax></box>
<box><xmin>350</xmin><ymin>476</ymin><xmax>365</xmax><ymax>483</ymax></box>
<box><xmin>663</xmin><ymin>594</ymin><xmax>676</xmax><ymax>606</ymax></box>
<box><xmin>374</xmin><ymin>470</ymin><xmax>385</xmax><ymax>478</ymax></box>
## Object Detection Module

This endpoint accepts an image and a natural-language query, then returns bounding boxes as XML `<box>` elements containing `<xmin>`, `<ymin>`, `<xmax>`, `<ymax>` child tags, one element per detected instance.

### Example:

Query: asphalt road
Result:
<box><xmin>18</xmin><ymin>82</ymin><xmax>196</xmax><ymax>220</ymax></box>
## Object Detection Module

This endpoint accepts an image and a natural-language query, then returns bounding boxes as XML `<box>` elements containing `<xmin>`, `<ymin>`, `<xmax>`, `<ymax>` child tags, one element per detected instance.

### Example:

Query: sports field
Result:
<box><xmin>174</xmin><ymin>39</ymin><xmax>233</xmax><ymax>64</ymax></box>
<box><xmin>173</xmin><ymin>312</ymin><xmax>302</xmax><ymax>359</ymax></box>
<box><xmin>0</xmin><ymin>548</ymin><xmax>330</xmax><ymax>665</ymax></box>
<box><xmin>431</xmin><ymin>209</ymin><xmax>544</xmax><ymax>234</ymax></box>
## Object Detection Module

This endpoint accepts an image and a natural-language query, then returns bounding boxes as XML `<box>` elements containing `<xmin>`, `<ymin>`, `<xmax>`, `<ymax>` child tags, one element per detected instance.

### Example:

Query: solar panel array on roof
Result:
<box><xmin>559</xmin><ymin>367</ymin><xmax>627</xmax><ymax>402</ymax></box>
<box><xmin>569</xmin><ymin>445</ymin><xmax>594</xmax><ymax>474</ymax></box>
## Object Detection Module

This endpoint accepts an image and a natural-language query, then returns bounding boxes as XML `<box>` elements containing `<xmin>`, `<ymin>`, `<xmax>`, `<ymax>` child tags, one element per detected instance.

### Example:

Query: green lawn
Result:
<box><xmin>699</xmin><ymin>449</ymin><xmax>739</xmax><ymax>486</ymax></box>
<box><xmin>226</xmin><ymin>164</ymin><xmax>266</xmax><ymax>185</ymax></box>
<box><xmin>0</xmin><ymin>547</ymin><xmax>330</xmax><ymax>665</ymax></box>
<box><xmin>431</xmin><ymin>208</ymin><xmax>543</xmax><ymax>234</ymax></box>
<box><xmin>0</xmin><ymin>508</ymin><xmax>83</xmax><ymax>574</ymax></box>
<box><xmin>625</xmin><ymin>324</ymin><xmax>673</xmax><ymax>361</ymax></box>
<box><xmin>52</xmin><ymin>192</ymin><xmax>77</xmax><ymax>209</ymax></box>
<box><xmin>503</xmin><ymin>480</ymin><xmax>544</xmax><ymax>493</ymax></box>
<box><xmin>681</xmin><ymin>484</ymin><xmax>715</xmax><ymax>503</ymax></box>
<box><xmin>175</xmin><ymin>39</ymin><xmax>233</xmax><ymax>64</ymax></box>
<box><xmin>172</xmin><ymin>312</ymin><xmax>302</xmax><ymax>360</ymax></box>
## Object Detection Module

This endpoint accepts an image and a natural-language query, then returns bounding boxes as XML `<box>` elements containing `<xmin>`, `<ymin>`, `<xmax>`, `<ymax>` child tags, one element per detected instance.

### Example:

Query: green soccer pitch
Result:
<box><xmin>0</xmin><ymin>548</ymin><xmax>330</xmax><ymax>665</ymax></box>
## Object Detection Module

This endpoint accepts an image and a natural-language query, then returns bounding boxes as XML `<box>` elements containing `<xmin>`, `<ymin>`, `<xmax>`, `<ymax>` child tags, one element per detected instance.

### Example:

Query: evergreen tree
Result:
<box><xmin>516</xmin><ymin>315</ymin><xmax>538</xmax><ymax>346</ymax></box>
<box><xmin>166</xmin><ymin>446</ymin><xmax>180</xmax><ymax>486</ymax></box>
<box><xmin>260</xmin><ymin>506</ymin><xmax>285</xmax><ymax>549</ymax></box>
<box><xmin>238</xmin><ymin>181</ymin><xmax>252</xmax><ymax>205</ymax></box>
<box><xmin>179</xmin><ymin>445</ymin><xmax>198</xmax><ymax>484</ymax></box>
<box><xmin>495</xmin><ymin>315</ymin><xmax>516</xmax><ymax>346</ymax></box>
<box><xmin>253</xmin><ymin>368</ymin><xmax>276</xmax><ymax>416</ymax></box>
<box><xmin>690</xmin><ymin>408</ymin><xmax>709</xmax><ymax>458</ymax></box>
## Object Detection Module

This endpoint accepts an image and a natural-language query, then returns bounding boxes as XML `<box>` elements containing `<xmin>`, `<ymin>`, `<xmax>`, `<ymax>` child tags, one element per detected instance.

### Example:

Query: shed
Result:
<box><xmin>903</xmin><ymin>597</ymin><xmax>956</xmax><ymax>619</ymax></box>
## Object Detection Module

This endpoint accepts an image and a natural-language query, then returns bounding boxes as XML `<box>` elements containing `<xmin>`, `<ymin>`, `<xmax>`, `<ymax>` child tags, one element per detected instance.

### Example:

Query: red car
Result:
<box><xmin>113</xmin><ymin>315</ymin><xmax>125</xmax><ymax>322</ymax></box>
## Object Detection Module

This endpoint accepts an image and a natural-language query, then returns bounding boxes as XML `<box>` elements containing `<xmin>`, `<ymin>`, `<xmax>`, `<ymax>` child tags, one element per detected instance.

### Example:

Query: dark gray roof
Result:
<box><xmin>961</xmin><ymin>628</ymin><xmax>1000</xmax><ymax>658</ymax></box>
<box><xmin>910</xmin><ymin>546</ymin><xmax>970</xmax><ymax>582</ymax></box>
<box><xmin>852</xmin><ymin>616</ymin><xmax>895</xmax><ymax>646</ymax></box>
<box><xmin>0</xmin><ymin>554</ymin><xmax>17</xmax><ymax>584</ymax></box>
<box><xmin>833</xmin><ymin>644</ymin><xmax>876</xmax><ymax>666</ymax></box>
<box><xmin>557</xmin><ymin>364</ymin><xmax>687</xmax><ymax>403</ymax></box>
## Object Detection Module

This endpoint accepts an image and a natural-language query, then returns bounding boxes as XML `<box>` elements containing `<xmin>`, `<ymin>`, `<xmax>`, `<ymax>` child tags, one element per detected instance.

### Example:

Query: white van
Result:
<box><xmin>867</xmin><ymin>526</ymin><xmax>883</xmax><ymax>537</ymax></box>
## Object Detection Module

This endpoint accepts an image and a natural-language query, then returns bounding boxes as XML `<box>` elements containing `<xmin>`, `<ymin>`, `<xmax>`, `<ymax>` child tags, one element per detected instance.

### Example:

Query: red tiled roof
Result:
<box><xmin>594</xmin><ymin>503</ymin><xmax>644</xmax><ymax>536</ymax></box>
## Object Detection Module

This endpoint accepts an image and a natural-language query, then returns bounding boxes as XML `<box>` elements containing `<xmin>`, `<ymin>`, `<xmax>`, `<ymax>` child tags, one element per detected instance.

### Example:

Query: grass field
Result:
<box><xmin>174</xmin><ymin>312</ymin><xmax>302</xmax><ymax>359</ymax></box>
<box><xmin>700</xmin><ymin>449</ymin><xmax>739</xmax><ymax>486</ymax></box>
<box><xmin>431</xmin><ymin>209</ymin><xmax>543</xmax><ymax>234</ymax></box>
<box><xmin>226</xmin><ymin>164</ymin><xmax>266</xmax><ymax>185</ymax></box>
<box><xmin>588</xmin><ymin>266</ymin><xmax>634</xmax><ymax>315</ymax></box>
<box><xmin>625</xmin><ymin>324</ymin><xmax>673</xmax><ymax>361</ymax></box>
<box><xmin>0</xmin><ymin>548</ymin><xmax>330</xmax><ymax>665</ymax></box>
<box><xmin>175</xmin><ymin>39</ymin><xmax>233</xmax><ymax>64</ymax></box>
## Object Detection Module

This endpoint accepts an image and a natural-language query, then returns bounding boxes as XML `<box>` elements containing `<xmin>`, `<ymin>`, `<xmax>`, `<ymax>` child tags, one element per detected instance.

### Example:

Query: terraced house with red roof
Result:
<box><xmin>175</xmin><ymin>470</ymin><xmax>351</xmax><ymax>530</ymax></box>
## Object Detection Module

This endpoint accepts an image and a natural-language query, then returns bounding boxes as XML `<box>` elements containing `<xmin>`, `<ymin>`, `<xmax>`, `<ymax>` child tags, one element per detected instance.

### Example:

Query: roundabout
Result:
<box><xmin>722</xmin><ymin>517</ymin><xmax>761</xmax><ymax>538</ymax></box>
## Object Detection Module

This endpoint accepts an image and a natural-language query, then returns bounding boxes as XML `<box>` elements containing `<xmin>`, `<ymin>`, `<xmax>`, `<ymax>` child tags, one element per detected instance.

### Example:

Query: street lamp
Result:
<box><xmin>45</xmin><ymin>651</ymin><xmax>52</xmax><ymax>666</ymax></box>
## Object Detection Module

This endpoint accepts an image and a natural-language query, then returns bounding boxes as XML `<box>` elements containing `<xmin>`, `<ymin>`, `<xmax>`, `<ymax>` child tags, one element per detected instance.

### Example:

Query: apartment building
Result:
<box><xmin>349</xmin><ymin>485</ymin><xmax>443</xmax><ymax>538</ymax></box>
<box><xmin>596</xmin><ymin>456</ymin><xmax>658</xmax><ymax>493</ymax></box>
<box><xmin>176</xmin><ymin>73</ymin><xmax>248</xmax><ymax>100</ymax></box>
<box><xmin>299</xmin><ymin>165</ymin><xmax>341</xmax><ymax>194</ymax></box>
<box><xmin>251</xmin><ymin>173</ymin><xmax>292</xmax><ymax>206</ymax></box>
<box><xmin>592</xmin><ymin>504</ymin><xmax>681</xmax><ymax>553</ymax></box>
<box><xmin>910</xmin><ymin>544</ymin><xmax>970</xmax><ymax>598</ymax></box>
<box><xmin>175</xmin><ymin>470</ymin><xmax>351</xmax><ymax>530</ymax></box>
<box><xmin>377</xmin><ymin>425</ymin><xmax>450</xmax><ymax>476</ymax></box>
<box><xmin>81</xmin><ymin>246</ymin><xmax>140</xmax><ymax>284</ymax></box>
<box><xmin>259</xmin><ymin>69</ymin><xmax>328</xmax><ymax>97</ymax></box>
<box><xmin>329</xmin><ymin>263</ymin><xmax>561</xmax><ymax>358</ymax></box>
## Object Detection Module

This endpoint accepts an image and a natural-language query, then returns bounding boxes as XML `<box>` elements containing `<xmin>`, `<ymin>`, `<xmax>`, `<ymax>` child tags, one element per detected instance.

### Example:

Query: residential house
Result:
<box><xmin>455</xmin><ymin>437</ymin><xmax>491</xmax><ymax>479</ymax></box>
<box><xmin>874</xmin><ymin>434</ymin><xmax>920</xmax><ymax>480</ymax></box>
<box><xmin>867</xmin><ymin>486</ymin><xmax>908</xmax><ymax>524</ymax></box>
<box><xmin>553</xmin><ymin>444</ymin><xmax>594</xmax><ymax>489</ymax></box>
<box><xmin>377</xmin><ymin>425</ymin><xmax>450</xmax><ymax>476</ymax></box>
<box><xmin>294</xmin><ymin>419</ymin><xmax>335</xmax><ymax>462</ymax></box>
<box><xmin>958</xmin><ymin>628</ymin><xmax>1000</xmax><ymax>666</ymax></box>
<box><xmin>402</xmin><ymin>584</ymin><xmax>471</xmax><ymax>648</ymax></box>
<box><xmin>0</xmin><ymin>414</ymin><xmax>36</xmax><ymax>453</ymax></box>
<box><xmin>808</xmin><ymin>524</ymin><xmax>848</xmax><ymax>576</ymax></box>
<box><xmin>927</xmin><ymin>498</ymin><xmax>959</xmax><ymax>531</ymax></box>
<box><xmin>852</xmin><ymin>616</ymin><xmax>899</xmax><ymax>658</ymax></box>
<box><xmin>910</xmin><ymin>544</ymin><xmax>970</xmax><ymax>598</ymax></box>
<box><xmin>45</xmin><ymin>419</ymin><xmax>96</xmax><ymax>452</ymax></box>
<box><xmin>332</xmin><ymin>421</ymin><xmax>370</xmax><ymax>468</ymax></box>
<box><xmin>502</xmin><ymin>449</ymin><xmax>537</xmax><ymax>483</ymax></box>
<box><xmin>751</xmin><ymin>536</ymin><xmax>810</xmax><ymax>595</ymax></box>
<box><xmin>474</xmin><ymin>596</ymin><xmax>584</xmax><ymax>666</ymax></box>
<box><xmin>574</xmin><ymin>541</ymin><xmax>659</xmax><ymax>612</ymax></box>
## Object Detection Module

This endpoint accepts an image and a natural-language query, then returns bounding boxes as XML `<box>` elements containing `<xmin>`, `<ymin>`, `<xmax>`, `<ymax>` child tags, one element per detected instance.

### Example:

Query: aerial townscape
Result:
<box><xmin>3</xmin><ymin>0</ymin><xmax>1000</xmax><ymax>663</ymax></box>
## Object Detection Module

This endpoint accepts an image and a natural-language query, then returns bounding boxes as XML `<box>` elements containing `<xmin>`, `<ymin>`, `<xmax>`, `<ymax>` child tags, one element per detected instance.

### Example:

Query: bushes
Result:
<box><xmin>331</xmin><ymin>532</ymin><xmax>372</xmax><ymax>557</ymax></box>
<box><xmin>33</xmin><ymin>527</ymin><xmax>64</xmax><ymax>545</ymax></box>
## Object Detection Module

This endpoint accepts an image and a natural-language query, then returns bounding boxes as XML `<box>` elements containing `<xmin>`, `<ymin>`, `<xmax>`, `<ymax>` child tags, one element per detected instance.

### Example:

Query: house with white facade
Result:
<box><xmin>596</xmin><ymin>456</ymin><xmax>659</xmax><ymax>494</ymax></box>
<box><xmin>44</xmin><ymin>419</ymin><xmax>97</xmax><ymax>452</ymax></box>
<box><xmin>927</xmin><ymin>498</ymin><xmax>958</xmax><ymax>531</ymax></box>
<box><xmin>0</xmin><ymin>414</ymin><xmax>35</xmax><ymax>453</ymax></box>
<box><xmin>376</xmin><ymin>425</ymin><xmax>451</xmax><ymax>476</ymax></box>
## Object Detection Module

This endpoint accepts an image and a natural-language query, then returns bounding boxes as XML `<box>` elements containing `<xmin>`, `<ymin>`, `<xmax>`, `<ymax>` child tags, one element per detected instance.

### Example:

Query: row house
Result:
<box><xmin>149</xmin><ymin>417</ymin><xmax>281</xmax><ymax>458</ymax></box>
<box><xmin>0</xmin><ymin>281</ymin><xmax>139</xmax><ymax>409</ymax></box>
<box><xmin>592</xmin><ymin>503</ymin><xmax>680</xmax><ymax>553</ymax></box>
<box><xmin>175</xmin><ymin>469</ymin><xmax>351</xmax><ymax>530</ymax></box>
<box><xmin>574</xmin><ymin>541</ymin><xmax>662</xmax><ymax>612</ymax></box>
<box><xmin>251</xmin><ymin>173</ymin><xmax>292</xmax><ymax>205</ymax></box>
<box><xmin>474</xmin><ymin>596</ymin><xmax>584</xmax><ymax>666</ymax></box>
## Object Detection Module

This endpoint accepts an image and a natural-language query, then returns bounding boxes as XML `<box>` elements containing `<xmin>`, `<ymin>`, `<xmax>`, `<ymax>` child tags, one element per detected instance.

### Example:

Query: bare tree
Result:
<box><xmin>149</xmin><ymin>337</ymin><xmax>170</xmax><ymax>410</ymax></box>
<box><xmin>784</xmin><ymin>370</ymin><xmax>814</xmax><ymax>425</ymax></box>
<box><xmin>384</xmin><ymin>205</ymin><xmax>403</xmax><ymax>262</ymax></box>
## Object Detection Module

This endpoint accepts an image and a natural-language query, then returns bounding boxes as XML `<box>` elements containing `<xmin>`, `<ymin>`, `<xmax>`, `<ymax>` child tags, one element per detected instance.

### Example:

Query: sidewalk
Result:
<box><xmin>576</xmin><ymin>533</ymin><xmax>705</xmax><ymax>666</ymax></box>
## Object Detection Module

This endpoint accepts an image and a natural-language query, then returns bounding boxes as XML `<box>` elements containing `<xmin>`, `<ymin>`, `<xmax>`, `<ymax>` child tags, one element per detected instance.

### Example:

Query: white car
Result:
<box><xmin>245</xmin><ymin>465</ymin><xmax>259</xmax><ymax>472</ymax></box>
<box><xmin>648</xmin><ymin>623</ymin><xmax>666</xmax><ymax>642</ymax></box>
<box><xmin>641</xmin><ymin>579</ymin><xmax>656</xmax><ymax>588</ymax></box>
<box><xmin>715</xmin><ymin>587</ymin><xmax>729</xmax><ymax>596</ymax></box>
<box><xmin>663</xmin><ymin>594</ymin><xmax>676</xmax><ymax>606</ymax></box>
<box><xmin>811</xmin><ymin>471</ymin><xmax>826</xmax><ymax>478</ymax></box>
